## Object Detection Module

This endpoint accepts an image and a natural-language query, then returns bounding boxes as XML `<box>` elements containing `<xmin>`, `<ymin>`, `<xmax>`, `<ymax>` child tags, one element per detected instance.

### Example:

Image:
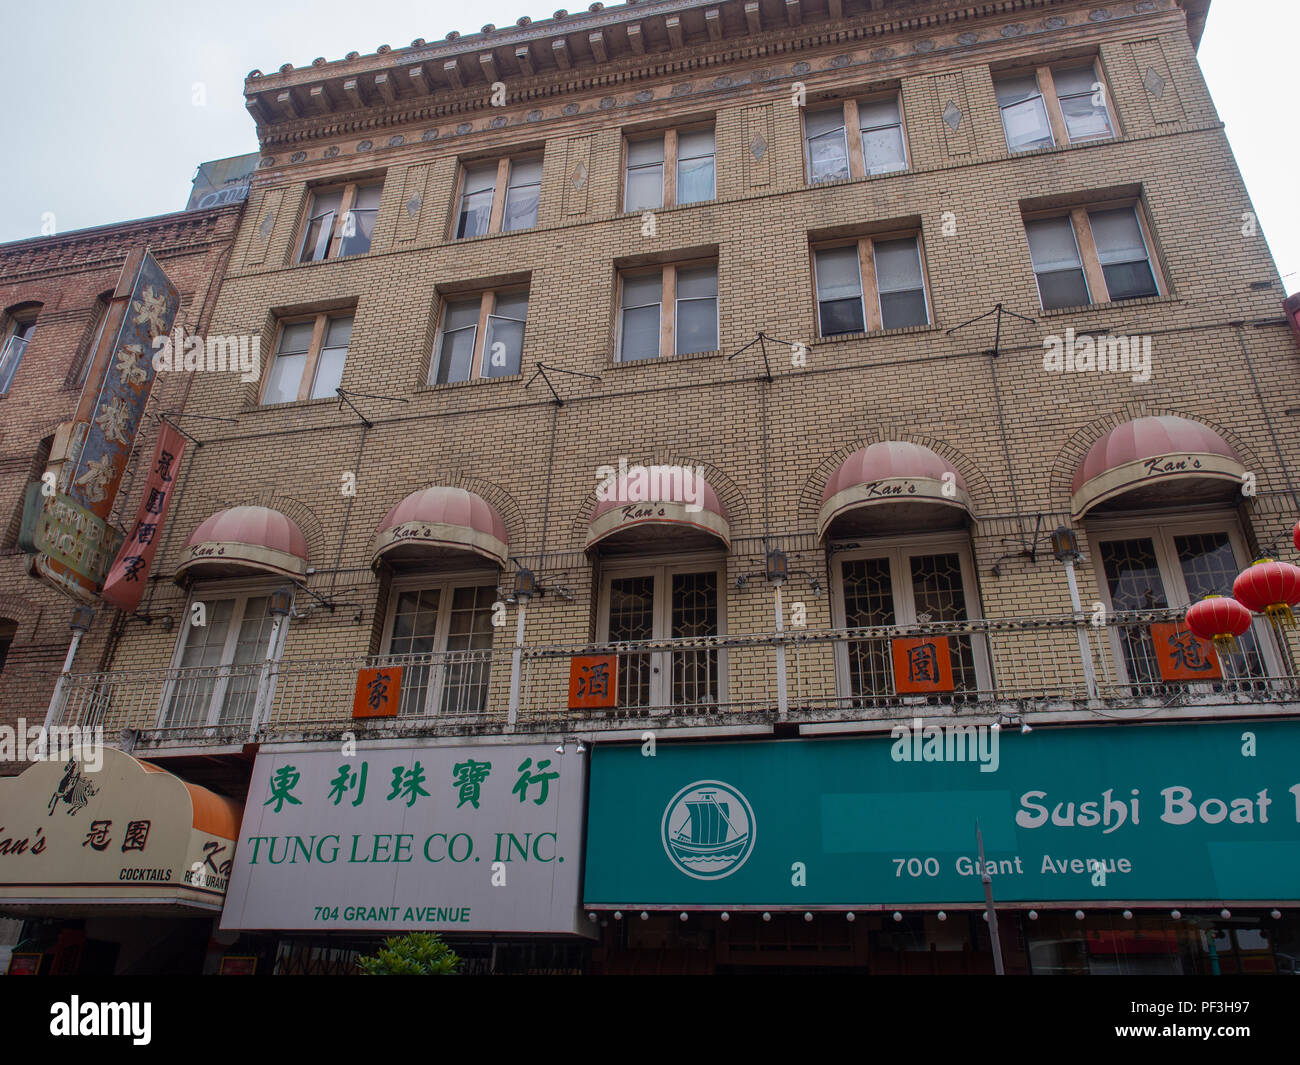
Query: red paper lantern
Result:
<box><xmin>1185</xmin><ymin>595</ymin><xmax>1252</xmax><ymax>655</ymax></box>
<box><xmin>1293</xmin><ymin>519</ymin><xmax>1300</xmax><ymax>554</ymax></box>
<box><xmin>1233</xmin><ymin>559</ymin><xmax>1300</xmax><ymax>629</ymax></box>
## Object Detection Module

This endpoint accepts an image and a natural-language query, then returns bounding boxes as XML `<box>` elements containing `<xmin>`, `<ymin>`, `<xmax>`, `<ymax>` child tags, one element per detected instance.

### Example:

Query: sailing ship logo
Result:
<box><xmin>661</xmin><ymin>780</ymin><xmax>755</xmax><ymax>880</ymax></box>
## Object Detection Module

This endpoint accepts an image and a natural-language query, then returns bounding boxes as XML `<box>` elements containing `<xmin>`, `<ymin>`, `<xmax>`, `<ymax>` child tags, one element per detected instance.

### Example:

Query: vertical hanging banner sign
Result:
<box><xmin>100</xmin><ymin>421</ymin><xmax>188</xmax><ymax>612</ymax></box>
<box><xmin>31</xmin><ymin>249</ymin><xmax>181</xmax><ymax>602</ymax></box>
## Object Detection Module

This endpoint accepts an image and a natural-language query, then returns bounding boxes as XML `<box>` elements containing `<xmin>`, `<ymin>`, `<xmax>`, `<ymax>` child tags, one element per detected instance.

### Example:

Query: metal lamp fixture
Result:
<box><xmin>269</xmin><ymin>585</ymin><xmax>294</xmax><ymax>617</ymax></box>
<box><xmin>512</xmin><ymin>567</ymin><xmax>539</xmax><ymax>601</ymax></box>
<box><xmin>765</xmin><ymin>548</ymin><xmax>789</xmax><ymax>582</ymax></box>
<box><xmin>69</xmin><ymin>606</ymin><xmax>95</xmax><ymax>633</ymax></box>
<box><xmin>1051</xmin><ymin>525</ymin><xmax>1081</xmax><ymax>562</ymax></box>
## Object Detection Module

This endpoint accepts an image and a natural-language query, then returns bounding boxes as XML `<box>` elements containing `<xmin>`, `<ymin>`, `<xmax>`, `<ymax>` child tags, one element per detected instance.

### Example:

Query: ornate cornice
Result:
<box><xmin>245</xmin><ymin>0</ymin><xmax>1206</xmax><ymax>145</ymax></box>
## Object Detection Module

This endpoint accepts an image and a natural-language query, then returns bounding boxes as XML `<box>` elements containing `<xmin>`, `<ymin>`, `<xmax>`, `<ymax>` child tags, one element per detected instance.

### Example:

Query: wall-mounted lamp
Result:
<box><xmin>1051</xmin><ymin>526</ymin><xmax>1081</xmax><ymax>562</ymax></box>
<box><xmin>765</xmin><ymin>548</ymin><xmax>789</xmax><ymax>582</ymax></box>
<box><xmin>269</xmin><ymin>585</ymin><xmax>295</xmax><ymax>617</ymax></box>
<box><xmin>513</xmin><ymin>567</ymin><xmax>539</xmax><ymax>602</ymax></box>
<box><xmin>70</xmin><ymin>606</ymin><xmax>95</xmax><ymax>633</ymax></box>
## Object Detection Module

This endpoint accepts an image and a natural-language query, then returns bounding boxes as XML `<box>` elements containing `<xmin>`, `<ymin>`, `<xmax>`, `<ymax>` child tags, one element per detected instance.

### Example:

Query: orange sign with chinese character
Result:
<box><xmin>568</xmin><ymin>655</ymin><xmax>618</xmax><ymax>709</ymax></box>
<box><xmin>891</xmin><ymin>636</ymin><xmax>955</xmax><ymax>694</ymax></box>
<box><xmin>1149</xmin><ymin>623</ymin><xmax>1222</xmax><ymax>681</ymax></box>
<box><xmin>352</xmin><ymin>666</ymin><xmax>403</xmax><ymax>718</ymax></box>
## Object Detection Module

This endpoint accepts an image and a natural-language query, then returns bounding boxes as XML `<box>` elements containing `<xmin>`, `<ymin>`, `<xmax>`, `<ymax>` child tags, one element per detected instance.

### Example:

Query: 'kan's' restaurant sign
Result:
<box><xmin>221</xmin><ymin>743</ymin><xmax>592</xmax><ymax>936</ymax></box>
<box><xmin>584</xmin><ymin>721</ymin><xmax>1300</xmax><ymax>909</ymax></box>
<box><xmin>0</xmin><ymin>747</ymin><xmax>242</xmax><ymax>913</ymax></box>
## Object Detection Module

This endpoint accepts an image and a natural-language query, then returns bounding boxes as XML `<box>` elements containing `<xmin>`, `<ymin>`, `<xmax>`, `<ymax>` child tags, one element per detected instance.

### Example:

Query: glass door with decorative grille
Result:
<box><xmin>599</xmin><ymin>559</ymin><xmax>725</xmax><ymax>710</ymax></box>
<box><xmin>1091</xmin><ymin>518</ymin><xmax>1277</xmax><ymax>689</ymax></box>
<box><xmin>830</xmin><ymin>536</ymin><xmax>987</xmax><ymax>704</ymax></box>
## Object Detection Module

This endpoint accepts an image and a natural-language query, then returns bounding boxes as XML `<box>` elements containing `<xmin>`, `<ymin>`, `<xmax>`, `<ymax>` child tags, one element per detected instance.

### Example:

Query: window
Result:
<box><xmin>74</xmin><ymin>293</ymin><xmax>113</xmax><ymax>389</ymax></box>
<box><xmin>831</xmin><ymin>538</ymin><xmax>988</xmax><ymax>703</ymax></box>
<box><xmin>431</xmin><ymin>289</ymin><xmax>529</xmax><ymax>383</ymax></box>
<box><xmin>1091</xmin><ymin>519</ymin><xmax>1276</xmax><ymax>689</ymax></box>
<box><xmin>616</xmin><ymin>263</ymin><xmax>718</xmax><ymax>361</ymax></box>
<box><xmin>0</xmin><ymin>315</ymin><xmax>37</xmax><ymax>395</ymax></box>
<box><xmin>813</xmin><ymin>235</ymin><xmax>929</xmax><ymax>336</ymax></box>
<box><xmin>379</xmin><ymin>580</ymin><xmax>497</xmax><ymax>716</ymax></box>
<box><xmin>455</xmin><ymin>156</ymin><xmax>542</xmax><ymax>238</ymax></box>
<box><xmin>262</xmin><ymin>313</ymin><xmax>353</xmax><ymax>404</ymax></box>
<box><xmin>624</xmin><ymin>127</ymin><xmax>715</xmax><ymax>211</ymax></box>
<box><xmin>995</xmin><ymin>60</ymin><xmax>1114</xmax><ymax>152</ymax></box>
<box><xmin>597</xmin><ymin>560</ymin><xmax>725</xmax><ymax>708</ymax></box>
<box><xmin>299</xmin><ymin>180</ymin><xmax>383</xmax><ymax>261</ymax></box>
<box><xmin>804</xmin><ymin>94</ymin><xmax>907</xmax><ymax>184</ymax></box>
<box><xmin>1025</xmin><ymin>204</ymin><xmax>1160</xmax><ymax>310</ymax></box>
<box><xmin>0</xmin><ymin>619</ymin><xmax>15</xmax><ymax>674</ymax></box>
<box><xmin>162</xmin><ymin>590</ymin><xmax>284</xmax><ymax>728</ymax></box>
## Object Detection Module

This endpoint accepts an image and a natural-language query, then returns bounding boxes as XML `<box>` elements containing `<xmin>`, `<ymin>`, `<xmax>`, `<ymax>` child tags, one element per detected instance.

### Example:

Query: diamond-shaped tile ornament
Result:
<box><xmin>571</xmin><ymin>162</ymin><xmax>588</xmax><ymax>189</ymax></box>
<box><xmin>750</xmin><ymin>133</ymin><xmax>767</xmax><ymax>161</ymax></box>
<box><xmin>1143</xmin><ymin>66</ymin><xmax>1166</xmax><ymax>99</ymax></box>
<box><xmin>406</xmin><ymin>194</ymin><xmax>422</xmax><ymax>219</ymax></box>
<box><xmin>258</xmin><ymin>212</ymin><xmax>275</xmax><ymax>237</ymax></box>
<box><xmin>942</xmin><ymin>101</ymin><xmax>962</xmax><ymax>131</ymax></box>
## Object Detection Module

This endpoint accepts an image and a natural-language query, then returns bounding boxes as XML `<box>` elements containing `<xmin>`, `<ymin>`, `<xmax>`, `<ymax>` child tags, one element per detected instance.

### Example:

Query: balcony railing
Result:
<box><xmin>48</xmin><ymin>611</ymin><xmax>1300</xmax><ymax>749</ymax></box>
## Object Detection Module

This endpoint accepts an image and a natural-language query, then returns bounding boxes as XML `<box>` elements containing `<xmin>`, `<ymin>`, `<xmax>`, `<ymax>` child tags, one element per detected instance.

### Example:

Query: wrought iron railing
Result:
<box><xmin>47</xmin><ymin>611</ymin><xmax>1300</xmax><ymax>748</ymax></box>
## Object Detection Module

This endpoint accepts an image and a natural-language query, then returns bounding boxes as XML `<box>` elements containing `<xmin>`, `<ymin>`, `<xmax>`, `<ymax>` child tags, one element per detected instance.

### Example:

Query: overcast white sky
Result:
<box><xmin>0</xmin><ymin>0</ymin><xmax>1294</xmax><ymax>292</ymax></box>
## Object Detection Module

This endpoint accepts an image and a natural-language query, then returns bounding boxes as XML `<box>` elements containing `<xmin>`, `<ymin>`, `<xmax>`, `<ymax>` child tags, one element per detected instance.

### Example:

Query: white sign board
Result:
<box><xmin>221</xmin><ymin>743</ymin><xmax>590</xmax><ymax>935</ymax></box>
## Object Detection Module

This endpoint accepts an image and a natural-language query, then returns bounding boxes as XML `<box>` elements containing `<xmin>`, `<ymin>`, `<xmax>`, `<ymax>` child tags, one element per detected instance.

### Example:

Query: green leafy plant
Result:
<box><xmin>355</xmin><ymin>932</ymin><xmax>461</xmax><ymax>975</ymax></box>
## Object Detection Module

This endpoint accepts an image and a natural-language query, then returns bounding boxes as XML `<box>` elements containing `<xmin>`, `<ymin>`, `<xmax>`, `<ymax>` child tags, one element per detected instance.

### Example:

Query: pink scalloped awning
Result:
<box><xmin>586</xmin><ymin>469</ymin><xmax>730</xmax><ymax>551</ymax></box>
<box><xmin>819</xmin><ymin>442</ymin><xmax>971</xmax><ymax>538</ymax></box>
<box><xmin>371</xmin><ymin>486</ymin><xmax>509</xmax><ymax>569</ymax></box>
<box><xmin>1071</xmin><ymin>416</ymin><xmax>1244</xmax><ymax>518</ymax></box>
<box><xmin>175</xmin><ymin>505</ymin><xmax>308</xmax><ymax>582</ymax></box>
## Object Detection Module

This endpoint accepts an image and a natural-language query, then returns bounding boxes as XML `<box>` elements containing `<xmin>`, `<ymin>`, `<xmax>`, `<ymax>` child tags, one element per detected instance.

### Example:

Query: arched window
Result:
<box><xmin>0</xmin><ymin>301</ymin><xmax>41</xmax><ymax>395</ymax></box>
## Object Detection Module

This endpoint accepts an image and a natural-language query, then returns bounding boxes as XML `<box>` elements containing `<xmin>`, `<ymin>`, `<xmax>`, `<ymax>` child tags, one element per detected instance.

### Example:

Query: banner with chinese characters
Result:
<box><xmin>0</xmin><ymin>747</ymin><xmax>242</xmax><ymax>913</ymax></box>
<box><xmin>31</xmin><ymin>249</ymin><xmax>181</xmax><ymax>602</ymax></box>
<box><xmin>100</xmin><ymin>421</ymin><xmax>187</xmax><ymax>612</ymax></box>
<box><xmin>221</xmin><ymin>743</ymin><xmax>592</xmax><ymax>936</ymax></box>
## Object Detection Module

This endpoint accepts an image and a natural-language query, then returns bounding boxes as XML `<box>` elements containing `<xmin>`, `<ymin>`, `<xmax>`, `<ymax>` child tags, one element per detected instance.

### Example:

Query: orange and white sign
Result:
<box><xmin>0</xmin><ymin>746</ymin><xmax>242</xmax><ymax>913</ymax></box>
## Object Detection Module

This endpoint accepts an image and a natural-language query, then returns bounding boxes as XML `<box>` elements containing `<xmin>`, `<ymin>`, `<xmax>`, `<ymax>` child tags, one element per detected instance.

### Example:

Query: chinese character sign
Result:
<box><xmin>352</xmin><ymin>666</ymin><xmax>403</xmax><ymax>718</ymax></box>
<box><xmin>1150</xmin><ymin>622</ymin><xmax>1223</xmax><ymax>681</ymax></box>
<box><xmin>221</xmin><ymin>744</ymin><xmax>589</xmax><ymax>935</ymax></box>
<box><xmin>100</xmin><ymin>421</ymin><xmax>187</xmax><ymax>612</ymax></box>
<box><xmin>891</xmin><ymin>636</ymin><xmax>955</xmax><ymax>694</ymax></box>
<box><xmin>568</xmin><ymin>655</ymin><xmax>618</xmax><ymax>709</ymax></box>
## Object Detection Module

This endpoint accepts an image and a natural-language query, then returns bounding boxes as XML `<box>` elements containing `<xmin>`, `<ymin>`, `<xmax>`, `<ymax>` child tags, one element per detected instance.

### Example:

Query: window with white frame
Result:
<box><xmin>831</xmin><ymin>538</ymin><xmax>987</xmax><ymax>702</ymax></box>
<box><xmin>813</xmin><ymin>234</ymin><xmax>930</xmax><ymax>336</ymax></box>
<box><xmin>299</xmin><ymin>180</ymin><xmax>383</xmax><ymax>261</ymax></box>
<box><xmin>804</xmin><ymin>94</ymin><xmax>908</xmax><ymax>184</ymax></box>
<box><xmin>0</xmin><ymin>314</ymin><xmax>37</xmax><ymax>395</ymax></box>
<box><xmin>1090</xmin><ymin>518</ymin><xmax>1275</xmax><ymax>688</ymax></box>
<box><xmin>597</xmin><ymin>559</ymin><xmax>725</xmax><ymax>709</ymax></box>
<box><xmin>379</xmin><ymin>579</ymin><xmax>497</xmax><ymax>716</ymax></box>
<box><xmin>455</xmin><ymin>156</ymin><xmax>543</xmax><ymax>238</ymax></box>
<box><xmin>430</xmin><ymin>288</ymin><xmax>529</xmax><ymax>383</ymax></box>
<box><xmin>1024</xmin><ymin>204</ymin><xmax>1160</xmax><ymax>310</ymax></box>
<box><xmin>995</xmin><ymin>60</ymin><xmax>1115</xmax><ymax>153</ymax></box>
<box><xmin>262</xmin><ymin>313</ymin><xmax>353</xmax><ymax>404</ymax></box>
<box><xmin>616</xmin><ymin>262</ymin><xmax>718</xmax><ymax>361</ymax></box>
<box><xmin>624</xmin><ymin>126</ymin><xmax>715</xmax><ymax>212</ymax></box>
<box><xmin>162</xmin><ymin>589</ymin><xmax>284</xmax><ymax>728</ymax></box>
